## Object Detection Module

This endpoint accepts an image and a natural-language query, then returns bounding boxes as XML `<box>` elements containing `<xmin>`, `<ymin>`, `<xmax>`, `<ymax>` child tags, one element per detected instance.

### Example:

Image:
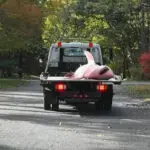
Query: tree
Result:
<box><xmin>42</xmin><ymin>0</ymin><xmax>76</xmax><ymax>46</ymax></box>
<box><xmin>0</xmin><ymin>0</ymin><xmax>42</xmax><ymax>50</ymax></box>
<box><xmin>0</xmin><ymin>0</ymin><xmax>43</xmax><ymax>77</ymax></box>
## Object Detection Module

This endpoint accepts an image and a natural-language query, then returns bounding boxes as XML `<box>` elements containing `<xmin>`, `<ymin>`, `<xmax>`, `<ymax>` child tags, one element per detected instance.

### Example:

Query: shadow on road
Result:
<box><xmin>75</xmin><ymin>103</ymin><xmax>120</xmax><ymax>117</ymax></box>
<box><xmin>0</xmin><ymin>100</ymin><xmax>150</xmax><ymax>137</ymax></box>
<box><xmin>0</xmin><ymin>144</ymin><xmax>21</xmax><ymax>150</ymax></box>
<box><xmin>0</xmin><ymin>99</ymin><xmax>123</xmax><ymax>118</ymax></box>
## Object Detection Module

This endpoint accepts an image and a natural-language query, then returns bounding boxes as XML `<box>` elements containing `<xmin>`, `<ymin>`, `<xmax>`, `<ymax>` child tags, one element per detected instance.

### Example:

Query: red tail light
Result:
<box><xmin>89</xmin><ymin>42</ymin><xmax>93</xmax><ymax>48</ymax></box>
<box><xmin>97</xmin><ymin>84</ymin><xmax>108</xmax><ymax>92</ymax></box>
<box><xmin>55</xmin><ymin>83</ymin><xmax>66</xmax><ymax>92</ymax></box>
<box><xmin>57</xmin><ymin>42</ymin><xmax>62</xmax><ymax>47</ymax></box>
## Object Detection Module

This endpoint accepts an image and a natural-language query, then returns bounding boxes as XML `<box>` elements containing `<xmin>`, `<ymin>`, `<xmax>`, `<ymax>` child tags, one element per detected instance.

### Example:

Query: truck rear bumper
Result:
<box><xmin>64</xmin><ymin>98</ymin><xmax>98</xmax><ymax>103</ymax></box>
<box><xmin>57</xmin><ymin>92</ymin><xmax>111</xmax><ymax>103</ymax></box>
<box><xmin>58</xmin><ymin>91</ymin><xmax>101</xmax><ymax>99</ymax></box>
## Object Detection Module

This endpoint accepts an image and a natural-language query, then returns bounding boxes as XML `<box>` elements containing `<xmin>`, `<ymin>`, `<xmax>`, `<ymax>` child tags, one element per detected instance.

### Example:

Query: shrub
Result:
<box><xmin>129</xmin><ymin>65</ymin><xmax>144</xmax><ymax>80</ymax></box>
<box><xmin>108</xmin><ymin>60</ymin><xmax>122</xmax><ymax>75</ymax></box>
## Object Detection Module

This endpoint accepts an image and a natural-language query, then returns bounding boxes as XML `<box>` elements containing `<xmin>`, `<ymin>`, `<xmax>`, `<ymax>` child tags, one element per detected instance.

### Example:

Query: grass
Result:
<box><xmin>0</xmin><ymin>79</ymin><xmax>28</xmax><ymax>90</ymax></box>
<box><xmin>124</xmin><ymin>85</ymin><xmax>150</xmax><ymax>99</ymax></box>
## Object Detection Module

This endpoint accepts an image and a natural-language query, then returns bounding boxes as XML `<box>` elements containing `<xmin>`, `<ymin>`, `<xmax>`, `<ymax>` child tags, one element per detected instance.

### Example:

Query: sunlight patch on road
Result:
<box><xmin>97</xmin><ymin>134</ymin><xmax>104</xmax><ymax>137</ymax></box>
<box><xmin>144</xmin><ymin>98</ymin><xmax>150</xmax><ymax>102</ymax></box>
<box><xmin>0</xmin><ymin>94</ymin><xmax>43</xmax><ymax>99</ymax></box>
<box><xmin>0</xmin><ymin>91</ymin><xmax>43</xmax><ymax>99</ymax></box>
<box><xmin>0</xmin><ymin>91</ymin><xmax>42</xmax><ymax>96</ymax></box>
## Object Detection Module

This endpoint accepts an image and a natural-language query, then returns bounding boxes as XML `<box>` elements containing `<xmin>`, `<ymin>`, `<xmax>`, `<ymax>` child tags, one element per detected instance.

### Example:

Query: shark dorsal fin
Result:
<box><xmin>84</xmin><ymin>50</ymin><xmax>95</xmax><ymax>64</ymax></box>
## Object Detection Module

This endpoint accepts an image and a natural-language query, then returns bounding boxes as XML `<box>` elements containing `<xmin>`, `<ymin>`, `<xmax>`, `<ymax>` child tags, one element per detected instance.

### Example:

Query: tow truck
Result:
<box><xmin>40</xmin><ymin>42</ymin><xmax>121</xmax><ymax>111</ymax></box>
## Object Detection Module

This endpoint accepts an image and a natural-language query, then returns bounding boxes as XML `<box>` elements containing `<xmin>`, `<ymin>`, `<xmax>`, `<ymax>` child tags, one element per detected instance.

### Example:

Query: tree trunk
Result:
<box><xmin>123</xmin><ymin>58</ymin><xmax>126</xmax><ymax>79</ymax></box>
<box><xmin>122</xmin><ymin>48</ymin><xmax>127</xmax><ymax>79</ymax></box>
<box><xmin>18</xmin><ymin>52</ymin><xmax>23</xmax><ymax>78</ymax></box>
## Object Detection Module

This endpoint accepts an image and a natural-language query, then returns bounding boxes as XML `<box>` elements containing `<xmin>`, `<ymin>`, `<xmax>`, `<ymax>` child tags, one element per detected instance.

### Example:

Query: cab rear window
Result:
<box><xmin>61</xmin><ymin>47</ymin><xmax>100</xmax><ymax>63</ymax></box>
<box><xmin>63</xmin><ymin>47</ymin><xmax>85</xmax><ymax>56</ymax></box>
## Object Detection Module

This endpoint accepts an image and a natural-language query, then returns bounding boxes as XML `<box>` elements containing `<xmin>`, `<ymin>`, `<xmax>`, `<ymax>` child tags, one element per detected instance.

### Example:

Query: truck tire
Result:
<box><xmin>103</xmin><ymin>95</ymin><xmax>113</xmax><ymax>111</ymax></box>
<box><xmin>95</xmin><ymin>100</ymin><xmax>103</xmax><ymax>110</ymax></box>
<box><xmin>44</xmin><ymin>93</ymin><xmax>51</xmax><ymax>110</ymax></box>
<box><xmin>52</xmin><ymin>99</ymin><xmax>59</xmax><ymax>111</ymax></box>
<box><xmin>95</xmin><ymin>94</ymin><xmax>113</xmax><ymax>111</ymax></box>
<box><xmin>52</xmin><ymin>104</ymin><xmax>59</xmax><ymax>111</ymax></box>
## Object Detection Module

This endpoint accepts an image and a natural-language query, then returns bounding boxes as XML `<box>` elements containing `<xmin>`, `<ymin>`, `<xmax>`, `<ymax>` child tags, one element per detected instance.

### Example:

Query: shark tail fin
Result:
<box><xmin>84</xmin><ymin>50</ymin><xmax>95</xmax><ymax>64</ymax></box>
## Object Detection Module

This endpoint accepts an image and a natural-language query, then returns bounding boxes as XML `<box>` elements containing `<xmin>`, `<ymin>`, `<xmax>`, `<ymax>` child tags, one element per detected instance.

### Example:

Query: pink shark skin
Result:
<box><xmin>65</xmin><ymin>50</ymin><xmax>114</xmax><ymax>80</ymax></box>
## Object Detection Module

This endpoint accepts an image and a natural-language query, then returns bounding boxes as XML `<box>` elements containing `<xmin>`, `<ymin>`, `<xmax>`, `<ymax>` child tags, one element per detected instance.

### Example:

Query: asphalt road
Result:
<box><xmin>0</xmin><ymin>80</ymin><xmax>150</xmax><ymax>150</ymax></box>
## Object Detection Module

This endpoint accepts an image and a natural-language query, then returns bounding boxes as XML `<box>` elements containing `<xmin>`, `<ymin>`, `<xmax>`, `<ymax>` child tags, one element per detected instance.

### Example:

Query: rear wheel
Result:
<box><xmin>103</xmin><ymin>94</ymin><xmax>113</xmax><ymax>111</ymax></box>
<box><xmin>95</xmin><ymin>100</ymin><xmax>103</xmax><ymax>110</ymax></box>
<box><xmin>52</xmin><ymin>99</ymin><xmax>59</xmax><ymax>111</ymax></box>
<box><xmin>95</xmin><ymin>94</ymin><xmax>113</xmax><ymax>111</ymax></box>
<box><xmin>44</xmin><ymin>93</ymin><xmax>51</xmax><ymax>110</ymax></box>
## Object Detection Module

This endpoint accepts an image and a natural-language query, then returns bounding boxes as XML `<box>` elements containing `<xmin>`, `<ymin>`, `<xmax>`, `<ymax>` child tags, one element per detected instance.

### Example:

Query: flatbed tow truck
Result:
<box><xmin>40</xmin><ymin>42</ymin><xmax>121</xmax><ymax>111</ymax></box>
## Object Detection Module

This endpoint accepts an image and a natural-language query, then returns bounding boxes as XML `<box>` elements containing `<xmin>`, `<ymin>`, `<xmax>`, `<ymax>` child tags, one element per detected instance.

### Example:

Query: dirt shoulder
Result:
<box><xmin>121</xmin><ymin>82</ymin><xmax>150</xmax><ymax>103</ymax></box>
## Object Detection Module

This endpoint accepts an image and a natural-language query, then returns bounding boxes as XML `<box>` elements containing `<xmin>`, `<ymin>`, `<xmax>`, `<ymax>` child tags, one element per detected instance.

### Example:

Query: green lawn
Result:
<box><xmin>124</xmin><ymin>85</ymin><xmax>150</xmax><ymax>99</ymax></box>
<box><xmin>0</xmin><ymin>79</ymin><xmax>28</xmax><ymax>89</ymax></box>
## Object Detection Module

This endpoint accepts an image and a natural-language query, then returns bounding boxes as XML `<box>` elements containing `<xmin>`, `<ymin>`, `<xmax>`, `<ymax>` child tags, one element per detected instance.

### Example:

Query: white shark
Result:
<box><xmin>65</xmin><ymin>50</ymin><xmax>115</xmax><ymax>80</ymax></box>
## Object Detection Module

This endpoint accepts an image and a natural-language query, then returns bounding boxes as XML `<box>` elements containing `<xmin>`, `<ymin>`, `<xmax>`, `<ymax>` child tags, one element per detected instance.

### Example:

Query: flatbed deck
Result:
<box><xmin>40</xmin><ymin>76</ymin><xmax>122</xmax><ymax>84</ymax></box>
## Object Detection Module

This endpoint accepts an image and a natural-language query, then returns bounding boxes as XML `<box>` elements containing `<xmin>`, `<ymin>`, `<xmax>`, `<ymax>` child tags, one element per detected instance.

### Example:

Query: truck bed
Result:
<box><xmin>40</xmin><ymin>76</ymin><xmax>122</xmax><ymax>84</ymax></box>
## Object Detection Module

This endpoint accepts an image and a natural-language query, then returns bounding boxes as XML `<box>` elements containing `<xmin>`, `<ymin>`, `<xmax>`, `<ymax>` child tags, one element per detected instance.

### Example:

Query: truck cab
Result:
<box><xmin>44</xmin><ymin>42</ymin><xmax>103</xmax><ymax>76</ymax></box>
